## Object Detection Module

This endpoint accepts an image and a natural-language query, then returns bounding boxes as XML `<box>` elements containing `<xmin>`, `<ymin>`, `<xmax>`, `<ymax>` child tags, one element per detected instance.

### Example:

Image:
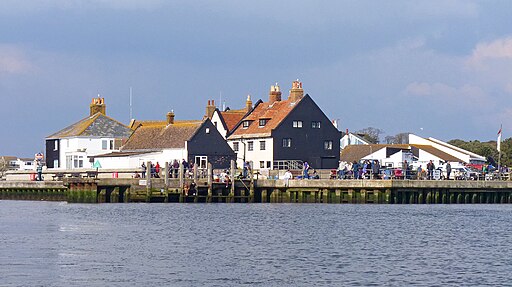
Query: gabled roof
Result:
<box><xmin>218</xmin><ymin>108</ymin><xmax>247</xmax><ymax>133</ymax></box>
<box><xmin>340</xmin><ymin>144</ymin><xmax>408</xmax><ymax>162</ymax></box>
<box><xmin>229</xmin><ymin>97</ymin><xmax>302</xmax><ymax>139</ymax></box>
<box><xmin>410</xmin><ymin>144</ymin><xmax>463</xmax><ymax>162</ymax></box>
<box><xmin>121</xmin><ymin>120</ymin><xmax>204</xmax><ymax>151</ymax></box>
<box><xmin>47</xmin><ymin>113</ymin><xmax>133</xmax><ymax>139</ymax></box>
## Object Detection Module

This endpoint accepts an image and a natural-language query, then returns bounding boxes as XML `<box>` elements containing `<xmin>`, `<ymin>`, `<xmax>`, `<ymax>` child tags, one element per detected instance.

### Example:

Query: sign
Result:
<box><xmin>139</xmin><ymin>179</ymin><xmax>147</xmax><ymax>186</ymax></box>
<box><xmin>35</xmin><ymin>153</ymin><xmax>44</xmax><ymax>161</ymax></box>
<box><xmin>433</xmin><ymin>170</ymin><xmax>441</xmax><ymax>180</ymax></box>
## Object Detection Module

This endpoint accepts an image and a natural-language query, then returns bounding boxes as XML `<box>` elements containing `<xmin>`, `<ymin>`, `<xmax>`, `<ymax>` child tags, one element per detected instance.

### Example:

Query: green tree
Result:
<box><xmin>356</xmin><ymin>127</ymin><xmax>383</xmax><ymax>144</ymax></box>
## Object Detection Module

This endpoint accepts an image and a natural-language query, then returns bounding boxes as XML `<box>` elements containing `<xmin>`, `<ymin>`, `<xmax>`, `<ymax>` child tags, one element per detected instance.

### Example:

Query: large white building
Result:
<box><xmin>45</xmin><ymin>97</ymin><xmax>134</xmax><ymax>169</ymax></box>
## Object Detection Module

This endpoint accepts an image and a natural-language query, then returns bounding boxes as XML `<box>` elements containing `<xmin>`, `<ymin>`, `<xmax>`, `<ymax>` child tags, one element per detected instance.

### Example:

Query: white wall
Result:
<box><xmin>211</xmin><ymin>111</ymin><xmax>228</xmax><ymax>138</ymax></box>
<box><xmin>56</xmin><ymin>137</ymin><xmax>120</xmax><ymax>169</ymax></box>
<box><xmin>95</xmin><ymin>149</ymin><xmax>188</xmax><ymax>170</ymax></box>
<box><xmin>409</xmin><ymin>134</ymin><xmax>470</xmax><ymax>163</ymax></box>
<box><xmin>229</xmin><ymin>138</ymin><xmax>273</xmax><ymax>169</ymax></box>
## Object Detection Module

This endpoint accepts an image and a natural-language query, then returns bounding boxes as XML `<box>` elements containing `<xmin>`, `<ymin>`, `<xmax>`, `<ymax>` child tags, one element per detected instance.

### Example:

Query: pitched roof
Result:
<box><xmin>219</xmin><ymin>109</ymin><xmax>246</xmax><ymax>132</ymax></box>
<box><xmin>229</xmin><ymin>97</ymin><xmax>301</xmax><ymax>138</ymax></box>
<box><xmin>410</xmin><ymin>144</ymin><xmax>463</xmax><ymax>162</ymax></box>
<box><xmin>121</xmin><ymin>120</ymin><xmax>204</xmax><ymax>151</ymax></box>
<box><xmin>47</xmin><ymin>113</ymin><xmax>133</xmax><ymax>139</ymax></box>
<box><xmin>340</xmin><ymin>144</ymin><xmax>403</xmax><ymax>162</ymax></box>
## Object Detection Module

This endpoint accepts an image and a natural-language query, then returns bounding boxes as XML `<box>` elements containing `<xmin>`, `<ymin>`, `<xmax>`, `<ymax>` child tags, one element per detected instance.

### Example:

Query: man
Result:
<box><xmin>283</xmin><ymin>169</ymin><xmax>293</xmax><ymax>186</ymax></box>
<box><xmin>427</xmin><ymin>160</ymin><xmax>435</xmax><ymax>180</ymax></box>
<box><xmin>303</xmin><ymin>161</ymin><xmax>310</xmax><ymax>179</ymax></box>
<box><xmin>36</xmin><ymin>163</ymin><xmax>43</xmax><ymax>181</ymax></box>
<box><xmin>446</xmin><ymin>162</ymin><xmax>452</xmax><ymax>180</ymax></box>
<box><xmin>372</xmin><ymin>160</ymin><xmax>380</xmax><ymax>179</ymax></box>
<box><xmin>337</xmin><ymin>161</ymin><xmax>347</xmax><ymax>179</ymax></box>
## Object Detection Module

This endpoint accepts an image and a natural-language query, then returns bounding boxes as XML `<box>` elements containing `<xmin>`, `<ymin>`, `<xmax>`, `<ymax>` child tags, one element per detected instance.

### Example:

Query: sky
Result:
<box><xmin>2</xmin><ymin>0</ymin><xmax>512</xmax><ymax>157</ymax></box>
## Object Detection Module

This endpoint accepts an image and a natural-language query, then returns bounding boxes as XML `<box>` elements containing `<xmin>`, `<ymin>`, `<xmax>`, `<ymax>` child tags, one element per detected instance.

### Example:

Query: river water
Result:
<box><xmin>1</xmin><ymin>201</ymin><xmax>511</xmax><ymax>287</ymax></box>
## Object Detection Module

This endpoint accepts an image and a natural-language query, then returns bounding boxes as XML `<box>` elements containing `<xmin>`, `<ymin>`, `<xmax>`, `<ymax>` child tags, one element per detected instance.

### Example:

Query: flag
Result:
<box><xmin>497</xmin><ymin>126</ymin><xmax>502</xmax><ymax>152</ymax></box>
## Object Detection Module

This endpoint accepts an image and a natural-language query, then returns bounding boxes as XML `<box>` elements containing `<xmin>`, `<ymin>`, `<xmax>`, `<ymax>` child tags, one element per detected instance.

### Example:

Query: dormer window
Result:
<box><xmin>259</xmin><ymin>119</ymin><xmax>268</xmax><ymax>127</ymax></box>
<box><xmin>242</xmin><ymin>121</ymin><xmax>250</xmax><ymax>128</ymax></box>
<box><xmin>312</xmin><ymin>121</ymin><xmax>321</xmax><ymax>129</ymax></box>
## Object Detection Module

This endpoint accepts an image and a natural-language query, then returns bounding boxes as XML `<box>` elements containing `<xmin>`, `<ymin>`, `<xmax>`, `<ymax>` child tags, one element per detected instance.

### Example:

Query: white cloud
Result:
<box><xmin>467</xmin><ymin>36</ymin><xmax>512</xmax><ymax>68</ymax></box>
<box><xmin>404</xmin><ymin>82</ymin><xmax>488</xmax><ymax>107</ymax></box>
<box><xmin>0</xmin><ymin>45</ymin><xmax>34</xmax><ymax>74</ymax></box>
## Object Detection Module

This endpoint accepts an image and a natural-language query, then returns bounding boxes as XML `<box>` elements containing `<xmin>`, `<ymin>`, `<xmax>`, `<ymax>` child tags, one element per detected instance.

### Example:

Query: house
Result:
<box><xmin>340</xmin><ymin>137</ymin><xmax>480</xmax><ymax>169</ymax></box>
<box><xmin>227</xmin><ymin>80</ymin><xmax>341</xmax><ymax>170</ymax></box>
<box><xmin>94</xmin><ymin>111</ymin><xmax>236</xmax><ymax>170</ymax></box>
<box><xmin>0</xmin><ymin>156</ymin><xmax>36</xmax><ymax>171</ymax></box>
<box><xmin>340</xmin><ymin>132</ymin><xmax>371</xmax><ymax>150</ymax></box>
<box><xmin>208</xmin><ymin>98</ymin><xmax>253</xmax><ymax>138</ymax></box>
<box><xmin>45</xmin><ymin>97</ymin><xmax>133</xmax><ymax>169</ymax></box>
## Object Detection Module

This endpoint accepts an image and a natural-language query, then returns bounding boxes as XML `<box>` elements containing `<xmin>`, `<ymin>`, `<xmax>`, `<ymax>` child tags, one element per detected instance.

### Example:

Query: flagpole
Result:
<box><xmin>498</xmin><ymin>124</ymin><xmax>502</xmax><ymax>172</ymax></box>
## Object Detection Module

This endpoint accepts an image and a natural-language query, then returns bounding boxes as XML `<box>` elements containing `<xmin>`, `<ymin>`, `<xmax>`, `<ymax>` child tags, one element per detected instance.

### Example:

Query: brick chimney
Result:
<box><xmin>289</xmin><ymin>79</ymin><xmax>304</xmax><ymax>102</ymax></box>
<box><xmin>206</xmin><ymin>100</ymin><xmax>216</xmax><ymax>119</ymax></box>
<box><xmin>269</xmin><ymin>83</ymin><xmax>281</xmax><ymax>103</ymax></box>
<box><xmin>166</xmin><ymin>110</ymin><xmax>175</xmax><ymax>125</ymax></box>
<box><xmin>245</xmin><ymin>95</ymin><xmax>253</xmax><ymax>112</ymax></box>
<box><xmin>90</xmin><ymin>96</ymin><xmax>106</xmax><ymax>116</ymax></box>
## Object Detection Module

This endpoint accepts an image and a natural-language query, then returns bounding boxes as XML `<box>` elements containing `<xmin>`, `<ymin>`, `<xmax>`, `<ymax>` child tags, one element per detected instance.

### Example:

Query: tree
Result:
<box><xmin>448</xmin><ymin>138</ymin><xmax>512</xmax><ymax>167</ymax></box>
<box><xmin>355</xmin><ymin>127</ymin><xmax>383</xmax><ymax>144</ymax></box>
<box><xmin>384</xmin><ymin>133</ymin><xmax>409</xmax><ymax>144</ymax></box>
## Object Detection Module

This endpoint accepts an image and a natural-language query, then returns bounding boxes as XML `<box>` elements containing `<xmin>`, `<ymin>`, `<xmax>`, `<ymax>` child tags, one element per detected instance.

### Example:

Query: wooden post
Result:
<box><xmin>146</xmin><ymin>161</ymin><xmax>151</xmax><ymax>202</ymax></box>
<box><xmin>164</xmin><ymin>162</ymin><xmax>169</xmax><ymax>189</ymax></box>
<box><xmin>261</xmin><ymin>189</ymin><xmax>267</xmax><ymax>203</ymax></box>
<box><xmin>179</xmin><ymin>161</ymin><xmax>184</xmax><ymax>194</ymax></box>
<box><xmin>207</xmin><ymin>162</ymin><xmax>213</xmax><ymax>203</ymax></box>
<box><xmin>385</xmin><ymin>189</ymin><xmax>391</xmax><ymax>204</ymax></box>
<box><xmin>334</xmin><ymin>189</ymin><xmax>341</xmax><ymax>204</ymax></box>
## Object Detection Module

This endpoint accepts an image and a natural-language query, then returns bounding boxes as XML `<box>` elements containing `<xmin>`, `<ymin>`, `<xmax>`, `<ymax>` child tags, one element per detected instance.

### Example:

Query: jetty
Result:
<box><xmin>2</xmin><ymin>169</ymin><xmax>512</xmax><ymax>204</ymax></box>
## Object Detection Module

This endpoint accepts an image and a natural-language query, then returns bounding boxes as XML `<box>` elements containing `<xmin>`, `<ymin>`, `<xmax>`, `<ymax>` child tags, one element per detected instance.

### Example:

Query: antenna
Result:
<box><xmin>129</xmin><ymin>87</ymin><xmax>133</xmax><ymax>121</ymax></box>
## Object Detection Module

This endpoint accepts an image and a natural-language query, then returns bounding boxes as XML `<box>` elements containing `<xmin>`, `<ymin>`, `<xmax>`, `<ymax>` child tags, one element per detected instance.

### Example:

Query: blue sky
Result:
<box><xmin>2</xmin><ymin>0</ymin><xmax>512</xmax><ymax>157</ymax></box>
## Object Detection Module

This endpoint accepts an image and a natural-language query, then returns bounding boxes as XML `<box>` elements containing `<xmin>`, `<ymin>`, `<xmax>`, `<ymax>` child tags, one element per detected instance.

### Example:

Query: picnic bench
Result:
<box><xmin>68</xmin><ymin>172</ymin><xmax>81</xmax><ymax>178</ymax></box>
<box><xmin>85</xmin><ymin>171</ymin><xmax>98</xmax><ymax>179</ymax></box>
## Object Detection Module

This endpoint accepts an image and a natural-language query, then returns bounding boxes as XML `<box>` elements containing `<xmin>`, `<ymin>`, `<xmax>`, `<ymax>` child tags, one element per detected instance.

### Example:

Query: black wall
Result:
<box><xmin>272</xmin><ymin>95</ymin><xmax>341</xmax><ymax>169</ymax></box>
<box><xmin>45</xmin><ymin>139</ymin><xmax>60</xmax><ymax>168</ymax></box>
<box><xmin>187</xmin><ymin>120</ymin><xmax>236</xmax><ymax>169</ymax></box>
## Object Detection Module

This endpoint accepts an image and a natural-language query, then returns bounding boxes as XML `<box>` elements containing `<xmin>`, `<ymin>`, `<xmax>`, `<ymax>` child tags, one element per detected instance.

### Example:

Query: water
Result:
<box><xmin>1</xmin><ymin>201</ymin><xmax>511</xmax><ymax>287</ymax></box>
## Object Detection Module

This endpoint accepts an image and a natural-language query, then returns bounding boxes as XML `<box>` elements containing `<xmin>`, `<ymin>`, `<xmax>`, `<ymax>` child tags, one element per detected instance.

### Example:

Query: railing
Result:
<box><xmin>273</xmin><ymin>160</ymin><xmax>303</xmax><ymax>170</ymax></box>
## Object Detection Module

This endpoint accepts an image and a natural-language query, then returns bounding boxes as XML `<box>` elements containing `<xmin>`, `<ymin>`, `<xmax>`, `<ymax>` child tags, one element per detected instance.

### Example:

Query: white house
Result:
<box><xmin>45</xmin><ymin>97</ymin><xmax>134</xmax><ymax>169</ymax></box>
<box><xmin>341</xmin><ymin>132</ymin><xmax>371</xmax><ymax>150</ymax></box>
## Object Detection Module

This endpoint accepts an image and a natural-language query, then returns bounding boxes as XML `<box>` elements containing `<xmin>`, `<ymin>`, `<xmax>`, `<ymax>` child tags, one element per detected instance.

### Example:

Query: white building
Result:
<box><xmin>45</xmin><ymin>97</ymin><xmax>134</xmax><ymax>169</ymax></box>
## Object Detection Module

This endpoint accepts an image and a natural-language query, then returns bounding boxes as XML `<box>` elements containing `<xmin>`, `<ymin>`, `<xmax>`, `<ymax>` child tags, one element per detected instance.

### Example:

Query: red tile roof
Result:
<box><xmin>220</xmin><ymin>109</ymin><xmax>246</xmax><ymax>132</ymax></box>
<box><xmin>229</xmin><ymin>98</ymin><xmax>301</xmax><ymax>139</ymax></box>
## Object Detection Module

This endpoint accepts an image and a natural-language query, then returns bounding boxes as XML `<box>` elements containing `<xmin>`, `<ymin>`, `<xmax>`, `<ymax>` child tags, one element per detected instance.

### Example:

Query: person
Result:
<box><xmin>372</xmin><ymin>160</ymin><xmax>380</xmax><ymax>179</ymax></box>
<box><xmin>36</xmin><ymin>164</ymin><xmax>43</xmax><ymax>181</ymax></box>
<box><xmin>155</xmin><ymin>162</ymin><xmax>161</xmax><ymax>177</ymax></box>
<box><xmin>283</xmin><ymin>169</ymin><xmax>293</xmax><ymax>186</ymax></box>
<box><xmin>141</xmin><ymin>162</ymin><xmax>146</xmax><ymax>178</ymax></box>
<box><xmin>403</xmin><ymin>160</ymin><xmax>409</xmax><ymax>179</ymax></box>
<box><xmin>243</xmin><ymin>161</ymin><xmax>251</xmax><ymax>179</ymax></box>
<box><xmin>133</xmin><ymin>172</ymin><xmax>141</xmax><ymax>178</ymax></box>
<box><xmin>352</xmin><ymin>161</ymin><xmax>360</xmax><ymax>179</ymax></box>
<box><xmin>337</xmin><ymin>161</ymin><xmax>347</xmax><ymax>179</ymax></box>
<box><xmin>172</xmin><ymin>159</ymin><xmax>179</xmax><ymax>178</ymax></box>
<box><xmin>311</xmin><ymin>170</ymin><xmax>320</xmax><ymax>179</ymax></box>
<box><xmin>417</xmin><ymin>165</ymin><xmax>423</xmax><ymax>180</ymax></box>
<box><xmin>446</xmin><ymin>162</ymin><xmax>452</xmax><ymax>180</ymax></box>
<box><xmin>427</xmin><ymin>160</ymin><xmax>435</xmax><ymax>180</ymax></box>
<box><xmin>303</xmin><ymin>161</ymin><xmax>310</xmax><ymax>179</ymax></box>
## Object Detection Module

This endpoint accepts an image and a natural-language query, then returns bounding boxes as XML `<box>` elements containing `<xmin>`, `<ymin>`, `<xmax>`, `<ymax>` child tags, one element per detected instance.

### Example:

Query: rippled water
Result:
<box><xmin>1</xmin><ymin>201</ymin><xmax>511</xmax><ymax>287</ymax></box>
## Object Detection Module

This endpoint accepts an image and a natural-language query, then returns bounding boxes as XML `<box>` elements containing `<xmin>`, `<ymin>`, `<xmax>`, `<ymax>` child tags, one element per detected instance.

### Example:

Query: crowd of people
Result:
<box><xmin>135</xmin><ymin>159</ymin><xmax>196</xmax><ymax>179</ymax></box>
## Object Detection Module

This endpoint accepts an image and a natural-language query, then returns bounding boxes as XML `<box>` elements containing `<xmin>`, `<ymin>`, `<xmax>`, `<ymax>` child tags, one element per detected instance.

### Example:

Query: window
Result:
<box><xmin>282</xmin><ymin>138</ymin><xmax>292</xmax><ymax>147</ymax></box>
<box><xmin>259</xmin><ymin>119</ymin><xmax>268</xmax><ymax>127</ymax></box>
<box><xmin>205</xmin><ymin>127</ymin><xmax>210</xmax><ymax>134</ymax></box>
<box><xmin>242</xmin><ymin>121</ymin><xmax>250</xmax><ymax>128</ymax></box>
<box><xmin>54</xmin><ymin>140</ymin><xmax>58</xmax><ymax>151</ymax></box>
<box><xmin>248</xmin><ymin>141</ymin><xmax>254</xmax><ymax>151</ymax></box>
<box><xmin>292</xmin><ymin>120</ymin><xmax>303</xmax><ymax>128</ymax></box>
<box><xmin>233</xmin><ymin>142</ymin><xmax>239</xmax><ymax>152</ymax></box>
<box><xmin>260</xmin><ymin>141</ymin><xmax>266</xmax><ymax>150</ymax></box>
<box><xmin>267</xmin><ymin>161</ymin><xmax>271</xmax><ymax>168</ymax></box>
<box><xmin>109</xmin><ymin>140</ymin><xmax>114</xmax><ymax>150</ymax></box>
<box><xmin>102</xmin><ymin>140</ymin><xmax>108</xmax><ymax>150</ymax></box>
<box><xmin>260</xmin><ymin>161</ymin><xmax>265</xmax><ymax>168</ymax></box>
<box><xmin>324</xmin><ymin>140</ymin><xmax>333</xmax><ymax>150</ymax></box>
<box><xmin>312</xmin><ymin>121</ymin><xmax>321</xmax><ymax>129</ymax></box>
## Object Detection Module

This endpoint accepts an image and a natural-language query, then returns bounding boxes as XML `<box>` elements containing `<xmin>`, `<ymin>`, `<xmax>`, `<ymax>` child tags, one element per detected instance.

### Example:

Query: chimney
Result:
<box><xmin>245</xmin><ymin>95</ymin><xmax>253</xmax><ymax>112</ymax></box>
<box><xmin>289</xmin><ymin>79</ymin><xmax>304</xmax><ymax>102</ymax></box>
<box><xmin>89</xmin><ymin>96</ymin><xmax>106</xmax><ymax>116</ymax></box>
<box><xmin>269</xmin><ymin>83</ymin><xmax>281</xmax><ymax>103</ymax></box>
<box><xmin>206</xmin><ymin>99</ymin><xmax>216</xmax><ymax>119</ymax></box>
<box><xmin>166</xmin><ymin>110</ymin><xmax>175</xmax><ymax>125</ymax></box>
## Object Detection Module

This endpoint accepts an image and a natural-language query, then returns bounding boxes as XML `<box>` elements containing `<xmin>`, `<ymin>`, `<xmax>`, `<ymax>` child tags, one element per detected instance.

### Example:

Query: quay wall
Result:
<box><xmin>1</xmin><ymin>178</ymin><xmax>512</xmax><ymax>204</ymax></box>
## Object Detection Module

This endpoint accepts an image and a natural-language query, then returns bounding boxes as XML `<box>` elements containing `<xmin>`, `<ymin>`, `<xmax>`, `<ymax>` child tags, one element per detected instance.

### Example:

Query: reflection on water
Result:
<box><xmin>1</xmin><ymin>201</ymin><xmax>511</xmax><ymax>286</ymax></box>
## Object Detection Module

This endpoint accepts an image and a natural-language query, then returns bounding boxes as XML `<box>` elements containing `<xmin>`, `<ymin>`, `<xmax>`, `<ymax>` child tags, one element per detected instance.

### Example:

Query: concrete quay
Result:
<box><xmin>1</xmin><ymin>178</ymin><xmax>512</xmax><ymax>204</ymax></box>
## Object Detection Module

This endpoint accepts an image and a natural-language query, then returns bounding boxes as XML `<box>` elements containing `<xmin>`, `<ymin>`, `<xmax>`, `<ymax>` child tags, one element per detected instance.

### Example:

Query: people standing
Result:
<box><xmin>36</xmin><ymin>163</ymin><xmax>43</xmax><ymax>181</ymax></box>
<box><xmin>427</xmin><ymin>160</ymin><xmax>435</xmax><ymax>180</ymax></box>
<box><xmin>352</xmin><ymin>161</ymin><xmax>360</xmax><ymax>179</ymax></box>
<box><xmin>283</xmin><ymin>169</ymin><xmax>293</xmax><ymax>186</ymax></box>
<box><xmin>303</xmin><ymin>161</ymin><xmax>310</xmax><ymax>179</ymax></box>
<box><xmin>155</xmin><ymin>162</ymin><xmax>161</xmax><ymax>177</ymax></box>
<box><xmin>446</xmin><ymin>162</ymin><xmax>452</xmax><ymax>180</ymax></box>
<box><xmin>337</xmin><ymin>161</ymin><xmax>347</xmax><ymax>179</ymax></box>
<box><xmin>141</xmin><ymin>162</ymin><xmax>146</xmax><ymax>178</ymax></box>
<box><xmin>372</xmin><ymin>160</ymin><xmax>380</xmax><ymax>179</ymax></box>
